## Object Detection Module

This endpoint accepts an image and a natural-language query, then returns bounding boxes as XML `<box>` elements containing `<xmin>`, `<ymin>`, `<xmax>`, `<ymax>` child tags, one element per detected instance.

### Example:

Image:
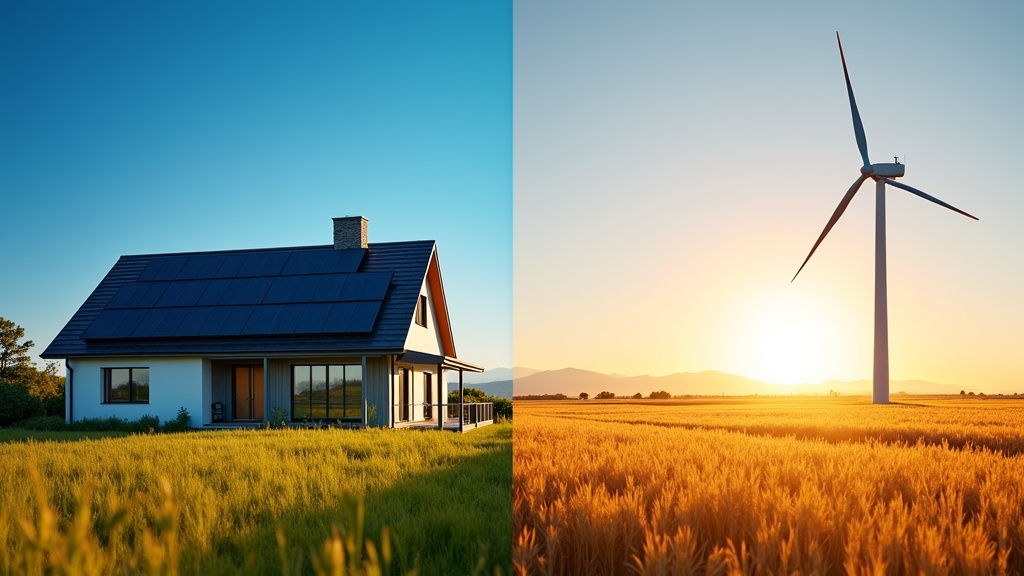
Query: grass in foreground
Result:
<box><xmin>514</xmin><ymin>398</ymin><xmax>1023</xmax><ymax>575</ymax></box>
<box><xmin>0</xmin><ymin>423</ymin><xmax>512</xmax><ymax>575</ymax></box>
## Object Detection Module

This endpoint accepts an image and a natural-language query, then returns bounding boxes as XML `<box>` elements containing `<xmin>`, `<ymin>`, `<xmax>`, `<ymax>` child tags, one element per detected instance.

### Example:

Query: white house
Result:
<box><xmin>42</xmin><ymin>217</ymin><xmax>489</xmax><ymax>430</ymax></box>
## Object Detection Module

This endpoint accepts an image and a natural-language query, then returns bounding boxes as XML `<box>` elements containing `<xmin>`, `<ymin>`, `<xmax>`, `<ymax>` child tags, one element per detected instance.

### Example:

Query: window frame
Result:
<box><xmin>415</xmin><ymin>294</ymin><xmax>428</xmax><ymax>327</ymax></box>
<box><xmin>102</xmin><ymin>367</ymin><xmax>150</xmax><ymax>404</ymax></box>
<box><xmin>290</xmin><ymin>363</ymin><xmax>362</xmax><ymax>422</ymax></box>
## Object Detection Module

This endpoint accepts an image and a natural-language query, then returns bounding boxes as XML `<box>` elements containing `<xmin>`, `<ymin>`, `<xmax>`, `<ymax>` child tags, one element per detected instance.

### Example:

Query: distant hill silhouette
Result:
<box><xmin>444</xmin><ymin>366</ymin><xmax>537</xmax><ymax>399</ymax></box>
<box><xmin>461</xmin><ymin>367</ymin><xmax>984</xmax><ymax>398</ymax></box>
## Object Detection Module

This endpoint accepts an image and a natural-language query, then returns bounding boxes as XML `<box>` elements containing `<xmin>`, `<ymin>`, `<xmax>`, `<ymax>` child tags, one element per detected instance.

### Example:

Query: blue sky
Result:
<box><xmin>1</xmin><ymin>2</ymin><xmax>511</xmax><ymax>372</ymax></box>
<box><xmin>514</xmin><ymin>0</ymin><xmax>1024</xmax><ymax>390</ymax></box>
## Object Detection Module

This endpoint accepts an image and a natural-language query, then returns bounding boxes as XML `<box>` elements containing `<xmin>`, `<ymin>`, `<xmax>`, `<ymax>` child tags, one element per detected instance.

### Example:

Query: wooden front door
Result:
<box><xmin>233</xmin><ymin>365</ymin><xmax>264</xmax><ymax>421</ymax></box>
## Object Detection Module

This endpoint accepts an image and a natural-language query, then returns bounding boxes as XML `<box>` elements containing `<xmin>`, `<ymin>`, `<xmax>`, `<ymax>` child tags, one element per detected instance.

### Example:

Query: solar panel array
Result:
<box><xmin>82</xmin><ymin>248</ymin><xmax>392</xmax><ymax>340</ymax></box>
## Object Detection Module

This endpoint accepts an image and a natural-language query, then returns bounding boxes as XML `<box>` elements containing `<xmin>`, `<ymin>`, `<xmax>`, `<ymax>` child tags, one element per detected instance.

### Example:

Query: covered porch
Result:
<box><xmin>391</xmin><ymin>351</ymin><xmax>490</xmax><ymax>432</ymax></box>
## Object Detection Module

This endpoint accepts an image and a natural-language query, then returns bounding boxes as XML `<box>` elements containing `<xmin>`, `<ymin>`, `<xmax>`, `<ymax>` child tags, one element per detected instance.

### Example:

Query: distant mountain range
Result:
<box><xmin>447</xmin><ymin>366</ymin><xmax>1000</xmax><ymax>399</ymax></box>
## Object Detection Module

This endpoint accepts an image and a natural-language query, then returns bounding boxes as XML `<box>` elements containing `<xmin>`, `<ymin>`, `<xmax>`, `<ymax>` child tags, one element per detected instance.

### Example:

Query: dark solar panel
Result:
<box><xmin>83</xmin><ymin>246</ymin><xmax>392</xmax><ymax>340</ymax></box>
<box><xmin>176</xmin><ymin>254</ymin><xmax>226</xmax><ymax>280</ymax></box>
<box><xmin>107</xmin><ymin>282</ymin><xmax>170</xmax><ymax>308</ymax></box>
<box><xmin>349</xmin><ymin>300</ymin><xmax>382</xmax><ymax>331</ymax></box>
<box><xmin>217</xmin><ymin>278</ymin><xmax>272</xmax><ymax>305</ymax></box>
<box><xmin>320</xmin><ymin>302</ymin><xmax>379</xmax><ymax>333</ymax></box>
<box><xmin>322</xmin><ymin>302</ymin><xmax>355</xmax><ymax>333</ymax></box>
<box><xmin>148</xmin><ymin>256</ymin><xmax>188</xmax><ymax>281</ymax></box>
<box><xmin>153</xmin><ymin>308</ymin><xmax>188</xmax><ymax>337</ymax></box>
<box><xmin>175</xmin><ymin>307</ymin><xmax>213</xmax><ymax>337</ymax></box>
<box><xmin>264</xmin><ymin>275</ymin><xmax>318</xmax><ymax>304</ymax></box>
<box><xmin>106</xmin><ymin>283</ymin><xmax>143</xmax><ymax>308</ymax></box>
<box><xmin>280</xmin><ymin>250</ymin><xmax>324</xmax><ymax>275</ymax></box>
<box><xmin>197</xmin><ymin>279</ymin><xmax>231</xmax><ymax>305</ymax></box>
<box><xmin>312</xmin><ymin>274</ymin><xmax>347</xmax><ymax>301</ymax></box>
<box><xmin>214</xmin><ymin>254</ymin><xmax>247</xmax><ymax>278</ymax></box>
<box><xmin>131</xmin><ymin>309</ymin><xmax>172</xmax><ymax>338</ymax></box>
<box><xmin>339</xmin><ymin>274</ymin><xmax>367</xmax><ymax>299</ymax></box>
<box><xmin>240</xmin><ymin>277</ymin><xmax>273</xmax><ymax>304</ymax></box>
<box><xmin>136</xmin><ymin>259</ymin><xmax>167</xmax><ymax>282</ymax></box>
<box><xmin>279</xmin><ymin>248</ymin><xmax>364</xmax><ymax>275</ymax></box>
<box><xmin>318</xmin><ymin>249</ymin><xmax>364</xmax><ymax>273</ymax></box>
<box><xmin>241</xmin><ymin>305</ymin><xmax>302</xmax><ymax>335</ymax></box>
<box><xmin>196</xmin><ymin>306</ymin><xmax>233</xmax><ymax>336</ymax></box>
<box><xmin>220</xmin><ymin>306</ymin><xmax>255</xmax><ymax>335</ymax></box>
<box><xmin>294</xmin><ymin>303</ymin><xmax>331</xmax><ymax>333</ymax></box>
<box><xmin>155</xmin><ymin>280</ymin><xmax>209</xmax><ymax>307</ymax></box>
<box><xmin>237</xmin><ymin>252</ymin><xmax>289</xmax><ymax>277</ymax></box>
<box><xmin>132</xmin><ymin>282</ymin><xmax>170</xmax><ymax>308</ymax></box>
<box><xmin>359</xmin><ymin>272</ymin><xmax>392</xmax><ymax>299</ymax></box>
<box><xmin>81</xmin><ymin>310</ymin><xmax>134</xmax><ymax>339</ymax></box>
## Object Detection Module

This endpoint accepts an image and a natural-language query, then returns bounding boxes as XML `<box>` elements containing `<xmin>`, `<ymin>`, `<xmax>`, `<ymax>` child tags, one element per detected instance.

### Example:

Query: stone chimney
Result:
<box><xmin>333</xmin><ymin>216</ymin><xmax>368</xmax><ymax>249</ymax></box>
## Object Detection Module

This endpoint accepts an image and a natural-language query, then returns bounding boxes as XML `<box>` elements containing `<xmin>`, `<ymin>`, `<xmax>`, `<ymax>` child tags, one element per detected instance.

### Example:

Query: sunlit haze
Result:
<box><xmin>514</xmin><ymin>1</ymin><xmax>1024</xmax><ymax>392</ymax></box>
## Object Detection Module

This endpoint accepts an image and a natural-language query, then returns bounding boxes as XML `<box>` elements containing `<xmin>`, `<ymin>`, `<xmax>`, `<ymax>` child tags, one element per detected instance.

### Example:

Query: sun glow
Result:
<box><xmin>725</xmin><ymin>285</ymin><xmax>854</xmax><ymax>386</ymax></box>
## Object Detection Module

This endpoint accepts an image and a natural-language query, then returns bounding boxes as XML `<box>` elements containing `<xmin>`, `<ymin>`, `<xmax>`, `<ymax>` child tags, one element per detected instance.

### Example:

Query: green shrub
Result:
<box><xmin>71</xmin><ymin>416</ymin><xmax>128</xmax><ymax>432</ymax></box>
<box><xmin>492</xmin><ymin>397</ymin><xmax>512</xmax><ymax>421</ymax></box>
<box><xmin>18</xmin><ymin>415</ymin><xmax>68</xmax><ymax>431</ymax></box>
<box><xmin>162</xmin><ymin>407</ymin><xmax>191</xmax><ymax>433</ymax></box>
<box><xmin>268</xmin><ymin>407</ymin><xmax>289</xmax><ymax>429</ymax></box>
<box><xmin>0</xmin><ymin>381</ymin><xmax>43</xmax><ymax>427</ymax></box>
<box><xmin>41</xmin><ymin>393</ymin><xmax>65</xmax><ymax>418</ymax></box>
<box><xmin>129</xmin><ymin>414</ymin><xmax>161</xmax><ymax>434</ymax></box>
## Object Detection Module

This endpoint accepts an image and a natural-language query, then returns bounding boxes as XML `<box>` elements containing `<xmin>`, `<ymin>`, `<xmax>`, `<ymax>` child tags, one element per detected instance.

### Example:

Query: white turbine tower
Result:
<box><xmin>792</xmin><ymin>33</ymin><xmax>978</xmax><ymax>405</ymax></box>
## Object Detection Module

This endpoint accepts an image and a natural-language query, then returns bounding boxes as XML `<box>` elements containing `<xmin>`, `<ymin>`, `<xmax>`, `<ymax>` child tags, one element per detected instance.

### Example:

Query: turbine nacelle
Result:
<box><xmin>861</xmin><ymin>162</ymin><xmax>905</xmax><ymax>179</ymax></box>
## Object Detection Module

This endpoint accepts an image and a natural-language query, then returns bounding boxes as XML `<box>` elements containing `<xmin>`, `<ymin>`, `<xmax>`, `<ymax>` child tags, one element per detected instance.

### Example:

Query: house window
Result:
<box><xmin>291</xmin><ymin>364</ymin><xmax>362</xmax><ymax>421</ymax></box>
<box><xmin>103</xmin><ymin>368</ymin><xmax>149</xmax><ymax>403</ymax></box>
<box><xmin>415</xmin><ymin>294</ymin><xmax>427</xmax><ymax>327</ymax></box>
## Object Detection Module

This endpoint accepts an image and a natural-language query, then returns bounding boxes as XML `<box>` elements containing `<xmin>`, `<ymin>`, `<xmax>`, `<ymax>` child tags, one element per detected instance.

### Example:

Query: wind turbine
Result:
<box><xmin>792</xmin><ymin>32</ymin><xmax>977</xmax><ymax>405</ymax></box>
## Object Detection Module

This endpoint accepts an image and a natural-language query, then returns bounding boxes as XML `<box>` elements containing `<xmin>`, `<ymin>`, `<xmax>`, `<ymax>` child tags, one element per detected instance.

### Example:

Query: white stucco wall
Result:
<box><xmin>403</xmin><ymin>278</ymin><xmax>443</xmax><ymax>355</ymax></box>
<box><xmin>67</xmin><ymin>357</ymin><xmax>205</xmax><ymax>427</ymax></box>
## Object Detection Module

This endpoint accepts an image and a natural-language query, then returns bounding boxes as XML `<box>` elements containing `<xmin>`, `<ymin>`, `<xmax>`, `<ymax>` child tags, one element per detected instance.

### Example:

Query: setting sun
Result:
<box><xmin>725</xmin><ymin>284</ymin><xmax>859</xmax><ymax>386</ymax></box>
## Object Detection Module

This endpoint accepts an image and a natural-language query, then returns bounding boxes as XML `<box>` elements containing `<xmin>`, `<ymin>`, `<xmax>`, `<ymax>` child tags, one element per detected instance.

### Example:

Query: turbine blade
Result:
<box><xmin>882</xmin><ymin>178</ymin><xmax>979</xmax><ymax>220</ymax></box>
<box><xmin>792</xmin><ymin>174</ymin><xmax>870</xmax><ymax>282</ymax></box>
<box><xmin>837</xmin><ymin>32</ymin><xmax>870</xmax><ymax>167</ymax></box>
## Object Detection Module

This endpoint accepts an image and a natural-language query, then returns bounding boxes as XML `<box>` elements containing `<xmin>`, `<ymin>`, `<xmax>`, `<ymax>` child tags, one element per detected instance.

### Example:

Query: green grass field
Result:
<box><xmin>0</xmin><ymin>423</ymin><xmax>512</xmax><ymax>575</ymax></box>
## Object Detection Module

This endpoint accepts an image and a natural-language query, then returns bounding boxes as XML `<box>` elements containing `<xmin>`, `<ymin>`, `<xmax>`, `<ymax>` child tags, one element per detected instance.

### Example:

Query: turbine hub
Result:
<box><xmin>871</xmin><ymin>162</ymin><xmax>905</xmax><ymax>178</ymax></box>
<box><xmin>860</xmin><ymin>164</ymin><xmax>874</xmax><ymax>175</ymax></box>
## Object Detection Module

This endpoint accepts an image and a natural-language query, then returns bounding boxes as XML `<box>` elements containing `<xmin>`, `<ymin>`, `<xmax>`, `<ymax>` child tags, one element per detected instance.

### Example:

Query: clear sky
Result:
<box><xmin>514</xmin><ymin>1</ymin><xmax>1024</xmax><ymax>391</ymax></box>
<box><xmin>1</xmin><ymin>2</ymin><xmax>511</xmax><ymax>372</ymax></box>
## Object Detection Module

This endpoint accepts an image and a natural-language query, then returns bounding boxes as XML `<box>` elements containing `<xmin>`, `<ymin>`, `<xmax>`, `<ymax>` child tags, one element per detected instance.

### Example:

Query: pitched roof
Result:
<box><xmin>42</xmin><ymin>241</ymin><xmax>437</xmax><ymax>358</ymax></box>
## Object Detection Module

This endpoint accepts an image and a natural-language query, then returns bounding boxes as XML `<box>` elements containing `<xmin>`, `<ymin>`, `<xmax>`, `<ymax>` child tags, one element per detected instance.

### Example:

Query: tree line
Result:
<box><xmin>582</xmin><ymin>390</ymin><xmax>673</xmax><ymax>400</ymax></box>
<box><xmin>0</xmin><ymin>317</ymin><xmax>65</xmax><ymax>426</ymax></box>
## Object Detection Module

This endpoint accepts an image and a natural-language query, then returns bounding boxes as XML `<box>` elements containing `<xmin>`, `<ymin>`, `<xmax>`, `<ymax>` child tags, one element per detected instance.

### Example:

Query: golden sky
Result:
<box><xmin>513</xmin><ymin>1</ymin><xmax>1024</xmax><ymax>392</ymax></box>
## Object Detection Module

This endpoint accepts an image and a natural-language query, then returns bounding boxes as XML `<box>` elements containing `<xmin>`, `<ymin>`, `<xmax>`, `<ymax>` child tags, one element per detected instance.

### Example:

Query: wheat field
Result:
<box><xmin>513</xmin><ymin>397</ymin><xmax>1024</xmax><ymax>575</ymax></box>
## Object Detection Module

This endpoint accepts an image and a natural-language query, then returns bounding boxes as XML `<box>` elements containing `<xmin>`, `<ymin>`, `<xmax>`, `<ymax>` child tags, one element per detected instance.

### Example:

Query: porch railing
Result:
<box><xmin>390</xmin><ymin>402</ymin><xmax>494</xmax><ymax>429</ymax></box>
<box><xmin>447</xmin><ymin>402</ymin><xmax>493</xmax><ymax>428</ymax></box>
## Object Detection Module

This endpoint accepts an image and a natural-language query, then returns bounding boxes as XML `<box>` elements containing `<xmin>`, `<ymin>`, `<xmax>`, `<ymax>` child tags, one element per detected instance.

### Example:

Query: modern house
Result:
<box><xmin>41</xmin><ymin>217</ymin><xmax>490</xmax><ymax>430</ymax></box>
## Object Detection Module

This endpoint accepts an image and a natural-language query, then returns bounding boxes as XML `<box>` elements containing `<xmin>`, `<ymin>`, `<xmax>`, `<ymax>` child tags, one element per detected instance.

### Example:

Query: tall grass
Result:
<box><xmin>514</xmin><ymin>398</ymin><xmax>1024</xmax><ymax>575</ymax></box>
<box><xmin>522</xmin><ymin>396</ymin><xmax>1024</xmax><ymax>454</ymax></box>
<box><xmin>0</xmin><ymin>423</ymin><xmax>512</xmax><ymax>575</ymax></box>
